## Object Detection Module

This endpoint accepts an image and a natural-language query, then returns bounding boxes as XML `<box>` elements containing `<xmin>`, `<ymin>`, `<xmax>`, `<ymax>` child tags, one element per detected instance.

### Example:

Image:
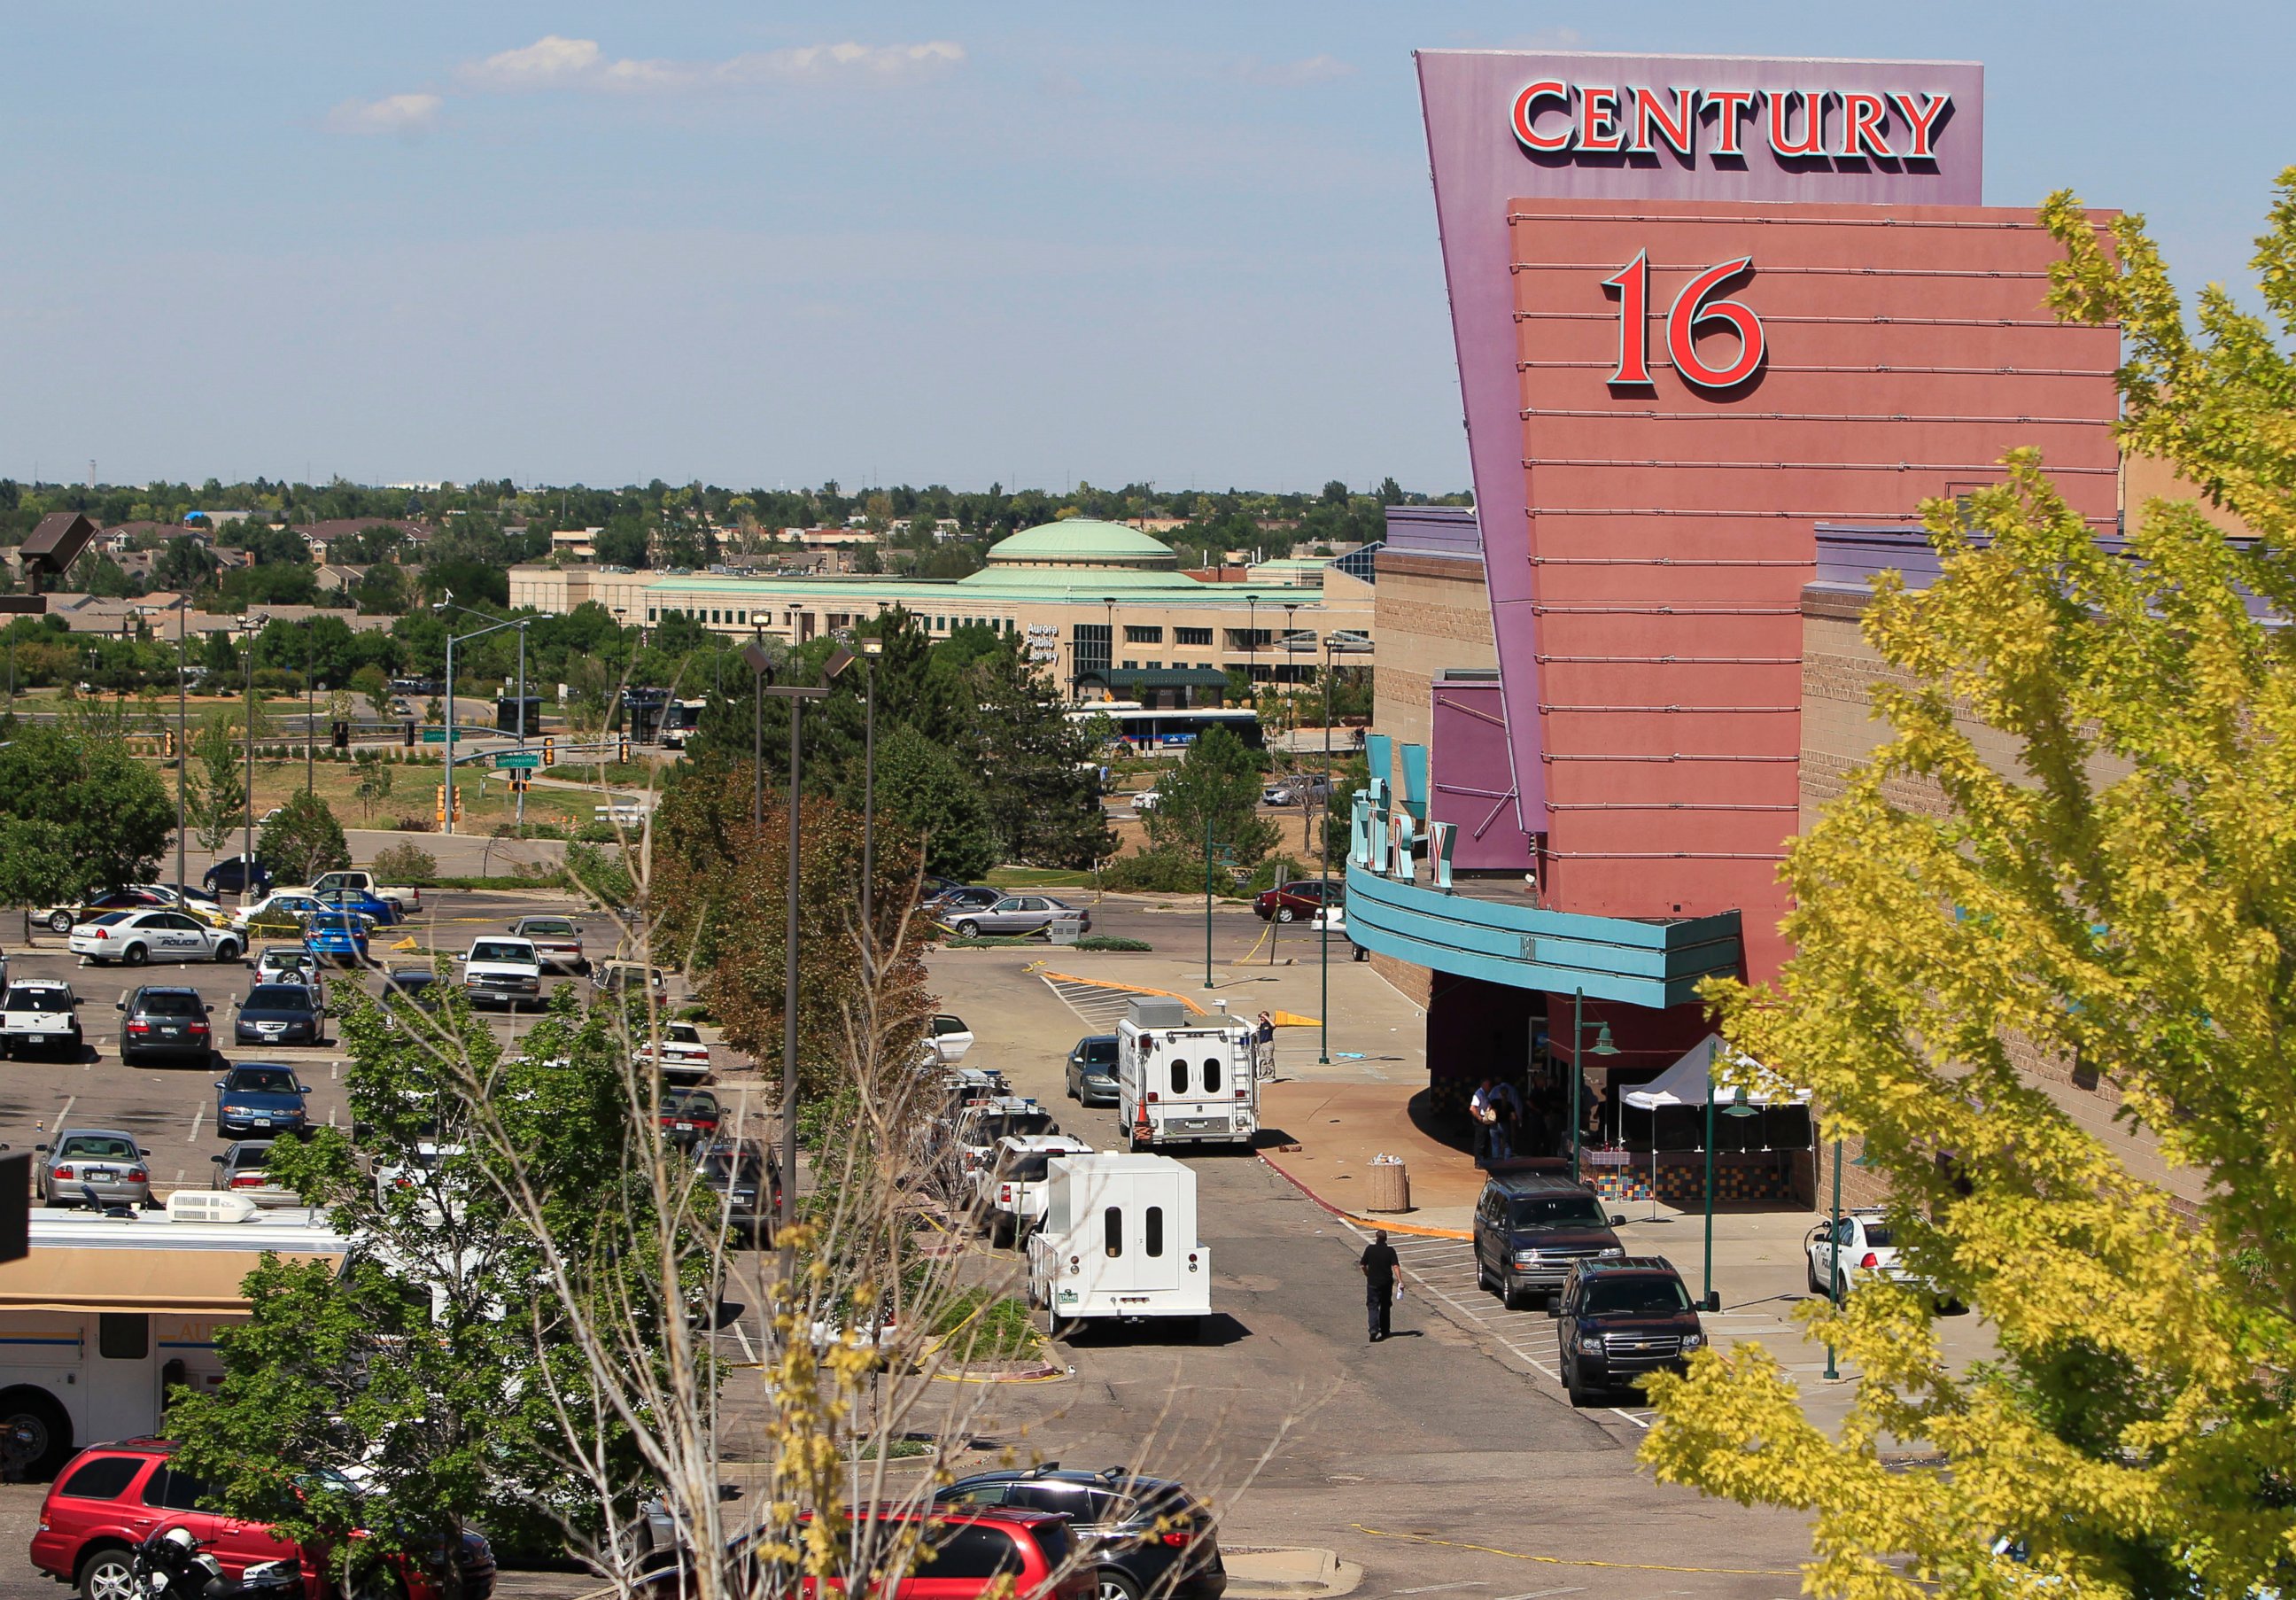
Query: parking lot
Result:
<box><xmin>0</xmin><ymin>889</ymin><xmax>749</xmax><ymax>1200</ymax></box>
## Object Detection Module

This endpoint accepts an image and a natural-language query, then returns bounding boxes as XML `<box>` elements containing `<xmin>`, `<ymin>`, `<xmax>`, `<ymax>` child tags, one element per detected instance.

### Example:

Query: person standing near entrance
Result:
<box><xmin>1359</xmin><ymin>1230</ymin><xmax>1400</xmax><ymax>1342</ymax></box>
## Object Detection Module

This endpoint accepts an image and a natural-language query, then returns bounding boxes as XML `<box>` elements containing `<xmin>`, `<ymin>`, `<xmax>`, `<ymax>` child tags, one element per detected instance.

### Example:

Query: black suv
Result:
<box><xmin>1555</xmin><ymin>1256</ymin><xmax>1707</xmax><ymax>1407</ymax></box>
<box><xmin>935</xmin><ymin>1464</ymin><xmax>1227</xmax><ymax>1600</ymax></box>
<box><xmin>116</xmin><ymin>985</ymin><xmax>214</xmax><ymax>1067</ymax></box>
<box><xmin>1471</xmin><ymin>1170</ymin><xmax>1627</xmax><ymax>1309</ymax></box>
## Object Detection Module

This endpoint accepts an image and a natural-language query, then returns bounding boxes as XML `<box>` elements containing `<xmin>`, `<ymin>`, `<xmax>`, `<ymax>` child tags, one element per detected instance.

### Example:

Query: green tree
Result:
<box><xmin>963</xmin><ymin>640</ymin><xmax>1114</xmax><ymax>868</ymax></box>
<box><xmin>353</xmin><ymin>561</ymin><xmax>409</xmax><ymax>615</ymax></box>
<box><xmin>188</xmin><ymin>710</ymin><xmax>248</xmax><ymax>852</ymax></box>
<box><xmin>0</xmin><ymin>726</ymin><xmax>174</xmax><ymax>912</ymax></box>
<box><xmin>155</xmin><ymin>536</ymin><xmax>218</xmax><ymax>593</ymax></box>
<box><xmin>68</xmin><ymin>552</ymin><xmax>133</xmax><ymax>598</ymax></box>
<box><xmin>262</xmin><ymin>789</ymin><xmax>350</xmax><ymax>883</ymax></box>
<box><xmin>1643</xmin><ymin>175</ymin><xmax>2296</xmax><ymax>1600</ymax></box>
<box><xmin>1142</xmin><ymin>724</ymin><xmax>1276</xmax><ymax>867</ymax></box>
<box><xmin>862</xmin><ymin>722</ymin><xmax>998</xmax><ymax>880</ymax></box>
<box><xmin>168</xmin><ymin>990</ymin><xmax>671</xmax><ymax>1573</ymax></box>
<box><xmin>353</xmin><ymin>749</ymin><xmax>393</xmax><ymax>820</ymax></box>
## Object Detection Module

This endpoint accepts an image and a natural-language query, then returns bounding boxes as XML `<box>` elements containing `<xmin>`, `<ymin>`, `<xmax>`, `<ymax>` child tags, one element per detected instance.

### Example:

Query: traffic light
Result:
<box><xmin>161</xmin><ymin>729</ymin><xmax>175</xmax><ymax>758</ymax></box>
<box><xmin>541</xmin><ymin>736</ymin><xmax>555</xmax><ymax>768</ymax></box>
<box><xmin>402</xmin><ymin>720</ymin><xmax>416</xmax><ymax>748</ymax></box>
<box><xmin>330</xmin><ymin>720</ymin><xmax>350</xmax><ymax>750</ymax></box>
<box><xmin>433</xmin><ymin>785</ymin><xmax>463</xmax><ymax>823</ymax></box>
<box><xmin>617</xmin><ymin>735</ymin><xmax>630</xmax><ymax>763</ymax></box>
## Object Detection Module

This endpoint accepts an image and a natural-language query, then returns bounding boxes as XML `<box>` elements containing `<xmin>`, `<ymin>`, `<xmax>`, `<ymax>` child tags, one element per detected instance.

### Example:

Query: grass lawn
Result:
<box><xmin>140</xmin><ymin>752</ymin><xmax>640</xmax><ymax>834</ymax></box>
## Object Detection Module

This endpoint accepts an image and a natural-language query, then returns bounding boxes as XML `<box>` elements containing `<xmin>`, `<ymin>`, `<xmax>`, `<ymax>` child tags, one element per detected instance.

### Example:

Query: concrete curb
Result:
<box><xmin>1258</xmin><ymin>1150</ymin><xmax>1472</xmax><ymax>1241</ymax></box>
<box><xmin>1223</xmin><ymin>1547</ymin><xmax>1363</xmax><ymax>1598</ymax></box>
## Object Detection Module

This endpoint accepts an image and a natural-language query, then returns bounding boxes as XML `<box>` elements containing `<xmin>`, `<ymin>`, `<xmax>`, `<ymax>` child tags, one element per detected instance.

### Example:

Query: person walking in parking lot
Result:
<box><xmin>1254</xmin><ymin>1012</ymin><xmax>1276</xmax><ymax>1079</ymax></box>
<box><xmin>1360</xmin><ymin>1230</ymin><xmax>1400</xmax><ymax>1342</ymax></box>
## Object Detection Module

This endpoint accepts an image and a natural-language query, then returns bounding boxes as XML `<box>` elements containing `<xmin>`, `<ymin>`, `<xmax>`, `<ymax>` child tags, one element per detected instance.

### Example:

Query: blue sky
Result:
<box><xmin>2</xmin><ymin>2</ymin><xmax>2285</xmax><ymax>494</ymax></box>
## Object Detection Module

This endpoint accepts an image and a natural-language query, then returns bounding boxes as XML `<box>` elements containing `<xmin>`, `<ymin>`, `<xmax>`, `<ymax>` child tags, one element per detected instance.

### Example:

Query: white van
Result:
<box><xmin>1027</xmin><ymin>1153</ymin><xmax>1209</xmax><ymax>1338</ymax></box>
<box><xmin>1115</xmin><ymin>999</ymin><xmax>1257</xmax><ymax>1150</ymax></box>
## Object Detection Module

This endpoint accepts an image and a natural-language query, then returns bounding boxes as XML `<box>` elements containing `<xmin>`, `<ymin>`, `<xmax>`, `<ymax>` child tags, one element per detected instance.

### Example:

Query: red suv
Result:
<box><xmin>641</xmin><ymin>1506</ymin><xmax>1091</xmax><ymax>1598</ymax></box>
<box><xmin>30</xmin><ymin>1440</ymin><xmax>495</xmax><ymax>1600</ymax></box>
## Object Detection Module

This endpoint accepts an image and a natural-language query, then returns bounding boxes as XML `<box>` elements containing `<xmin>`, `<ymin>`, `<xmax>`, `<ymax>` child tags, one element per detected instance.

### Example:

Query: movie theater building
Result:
<box><xmin>1348</xmin><ymin>50</ymin><xmax>2129</xmax><ymax>1203</ymax></box>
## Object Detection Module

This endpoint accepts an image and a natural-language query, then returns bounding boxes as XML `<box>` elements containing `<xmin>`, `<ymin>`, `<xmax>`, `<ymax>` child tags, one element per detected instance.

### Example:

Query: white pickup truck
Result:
<box><xmin>282</xmin><ymin>870</ymin><xmax>423</xmax><ymax>915</ymax></box>
<box><xmin>458</xmin><ymin>936</ymin><xmax>544</xmax><ymax>1011</ymax></box>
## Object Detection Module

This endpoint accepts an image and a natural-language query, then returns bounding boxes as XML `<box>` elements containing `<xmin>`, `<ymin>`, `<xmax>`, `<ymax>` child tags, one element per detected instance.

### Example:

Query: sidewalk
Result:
<box><xmin>1259</xmin><ymin>1081</ymin><xmax>1480</xmax><ymax>1234</ymax></box>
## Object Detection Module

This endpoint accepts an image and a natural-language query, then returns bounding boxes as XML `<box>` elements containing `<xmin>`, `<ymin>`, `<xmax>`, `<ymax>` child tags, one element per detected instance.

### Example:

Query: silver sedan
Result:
<box><xmin>944</xmin><ymin>895</ymin><xmax>1092</xmax><ymax>937</ymax></box>
<box><xmin>36</xmin><ymin>1130</ymin><xmax>154</xmax><ymax>1209</ymax></box>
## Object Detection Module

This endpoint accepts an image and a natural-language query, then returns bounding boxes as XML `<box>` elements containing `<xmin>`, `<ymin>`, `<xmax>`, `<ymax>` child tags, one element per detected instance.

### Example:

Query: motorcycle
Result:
<box><xmin>130</xmin><ymin>1527</ymin><xmax>303</xmax><ymax>1600</ymax></box>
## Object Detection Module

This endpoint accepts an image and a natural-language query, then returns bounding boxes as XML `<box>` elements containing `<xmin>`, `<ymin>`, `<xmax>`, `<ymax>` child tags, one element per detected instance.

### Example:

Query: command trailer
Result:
<box><xmin>1027</xmin><ymin>1153</ymin><xmax>1209</xmax><ymax>1338</ymax></box>
<box><xmin>1115</xmin><ymin>998</ymin><xmax>1257</xmax><ymax>1150</ymax></box>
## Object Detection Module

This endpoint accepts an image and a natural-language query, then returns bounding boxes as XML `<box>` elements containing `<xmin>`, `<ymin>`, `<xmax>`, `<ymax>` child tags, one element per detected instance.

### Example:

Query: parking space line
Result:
<box><xmin>187</xmin><ymin>1107</ymin><xmax>203</xmax><ymax>1142</ymax></box>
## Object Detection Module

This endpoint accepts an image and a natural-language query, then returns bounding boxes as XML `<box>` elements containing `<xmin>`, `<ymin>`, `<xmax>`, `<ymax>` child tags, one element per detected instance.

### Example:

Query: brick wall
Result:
<box><xmin>1373</xmin><ymin>555</ymin><xmax>1495</xmax><ymax>757</ymax></box>
<box><xmin>1800</xmin><ymin>592</ymin><xmax>2201</xmax><ymax>1216</ymax></box>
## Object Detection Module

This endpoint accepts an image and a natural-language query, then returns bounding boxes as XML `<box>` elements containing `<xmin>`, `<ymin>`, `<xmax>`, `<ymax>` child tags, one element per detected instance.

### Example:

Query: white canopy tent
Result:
<box><xmin>1620</xmin><ymin>1034</ymin><xmax>1812</xmax><ymax>1112</ymax></box>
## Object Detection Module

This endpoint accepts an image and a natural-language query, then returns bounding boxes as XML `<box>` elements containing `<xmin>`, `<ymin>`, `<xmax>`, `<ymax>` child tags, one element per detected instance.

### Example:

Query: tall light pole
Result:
<box><xmin>436</xmin><ymin>599</ymin><xmax>529</xmax><ymax>837</ymax></box>
<box><xmin>1568</xmin><ymin>989</ymin><xmax>1617</xmax><ymax>1176</ymax></box>
<box><xmin>241</xmin><ymin>617</ymin><xmax>265</xmax><ymax>904</ymax></box>
<box><xmin>742</xmin><ymin>638</ymin><xmax>773</xmax><ymax>832</ymax></box>
<box><xmin>171</xmin><ymin>595</ymin><xmax>190</xmax><ymax>897</ymax></box>
<box><xmin>1317</xmin><ymin>630</ymin><xmax>1371</xmax><ymax>1066</ymax></box>
<box><xmin>760</xmin><ymin>644</ymin><xmax>855</xmax><ymax>1232</ymax></box>
<box><xmin>305</xmin><ymin>672</ymin><xmax>317</xmax><ymax>794</ymax></box>
<box><xmin>858</xmin><ymin>639</ymin><xmax>881</xmax><ymax>964</ymax></box>
<box><xmin>1281</xmin><ymin>602</ymin><xmax>1299</xmax><ymax>748</ymax></box>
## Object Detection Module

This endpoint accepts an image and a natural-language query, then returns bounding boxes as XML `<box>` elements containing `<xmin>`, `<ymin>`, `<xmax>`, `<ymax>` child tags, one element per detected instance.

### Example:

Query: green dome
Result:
<box><xmin>983</xmin><ymin>518</ymin><xmax>1178</xmax><ymax>570</ymax></box>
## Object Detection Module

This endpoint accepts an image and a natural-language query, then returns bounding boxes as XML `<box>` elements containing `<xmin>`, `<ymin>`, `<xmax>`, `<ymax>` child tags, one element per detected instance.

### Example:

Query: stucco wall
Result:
<box><xmin>1800</xmin><ymin>586</ymin><xmax>2198</xmax><ymax>1214</ymax></box>
<box><xmin>1372</xmin><ymin>552</ymin><xmax>1497</xmax><ymax>757</ymax></box>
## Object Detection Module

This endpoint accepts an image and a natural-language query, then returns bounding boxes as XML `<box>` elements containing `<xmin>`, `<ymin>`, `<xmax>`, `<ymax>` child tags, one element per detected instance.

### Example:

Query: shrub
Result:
<box><xmin>369</xmin><ymin>843</ymin><xmax>438</xmax><ymax>885</ymax></box>
<box><xmin>393</xmin><ymin>815</ymin><xmax>437</xmax><ymax>833</ymax></box>
<box><xmin>930</xmin><ymin>1290</ymin><xmax>1041</xmax><ymax>1361</ymax></box>
<box><xmin>1104</xmin><ymin>847</ymin><xmax>1244</xmax><ymax>896</ymax></box>
<box><xmin>1073</xmin><ymin>935</ymin><xmax>1152</xmax><ymax>951</ymax></box>
<box><xmin>1245</xmin><ymin>855</ymin><xmax>1308</xmax><ymax>893</ymax></box>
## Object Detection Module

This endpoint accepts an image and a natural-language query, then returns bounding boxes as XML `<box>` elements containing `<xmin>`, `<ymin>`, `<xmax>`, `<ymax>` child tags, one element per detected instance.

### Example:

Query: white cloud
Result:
<box><xmin>1234</xmin><ymin>53</ymin><xmax>1354</xmax><ymax>88</ymax></box>
<box><xmin>457</xmin><ymin>35</ymin><xmax>965</xmax><ymax>95</ymax></box>
<box><xmin>326</xmin><ymin>92</ymin><xmax>441</xmax><ymax>136</ymax></box>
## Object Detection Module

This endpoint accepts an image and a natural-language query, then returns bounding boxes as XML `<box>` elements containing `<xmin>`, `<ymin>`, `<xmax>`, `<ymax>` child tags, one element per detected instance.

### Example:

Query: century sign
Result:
<box><xmin>1510</xmin><ymin>82</ymin><xmax>1954</xmax><ymax>164</ymax></box>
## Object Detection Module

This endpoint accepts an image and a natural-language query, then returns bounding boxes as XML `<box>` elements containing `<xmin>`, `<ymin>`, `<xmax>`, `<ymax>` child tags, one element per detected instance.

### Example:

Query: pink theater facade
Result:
<box><xmin>1347</xmin><ymin>50</ymin><xmax>2121</xmax><ymax>1199</ymax></box>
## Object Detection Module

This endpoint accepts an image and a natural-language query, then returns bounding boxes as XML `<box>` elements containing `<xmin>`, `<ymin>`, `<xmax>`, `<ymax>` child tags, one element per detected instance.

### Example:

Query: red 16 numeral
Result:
<box><xmin>1604</xmin><ymin>253</ymin><xmax>1765</xmax><ymax>392</ymax></box>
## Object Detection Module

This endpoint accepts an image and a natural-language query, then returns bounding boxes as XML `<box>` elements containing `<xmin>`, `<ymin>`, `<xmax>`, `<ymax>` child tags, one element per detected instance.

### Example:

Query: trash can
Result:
<box><xmin>1049</xmin><ymin>915</ymin><xmax>1085</xmax><ymax>946</ymax></box>
<box><xmin>1363</xmin><ymin>1161</ymin><xmax>1410</xmax><ymax>1214</ymax></box>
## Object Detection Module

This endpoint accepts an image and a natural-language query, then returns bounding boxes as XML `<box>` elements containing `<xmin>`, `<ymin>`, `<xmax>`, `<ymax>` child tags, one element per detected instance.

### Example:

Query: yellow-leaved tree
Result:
<box><xmin>1639</xmin><ymin>173</ymin><xmax>2296</xmax><ymax>1600</ymax></box>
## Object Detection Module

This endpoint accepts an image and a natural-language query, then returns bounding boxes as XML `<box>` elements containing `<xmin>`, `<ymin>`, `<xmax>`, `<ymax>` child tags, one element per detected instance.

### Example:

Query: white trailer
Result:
<box><xmin>0</xmin><ymin>1193</ymin><xmax>347</xmax><ymax>1479</ymax></box>
<box><xmin>1027</xmin><ymin>1153</ymin><xmax>1210</xmax><ymax>1338</ymax></box>
<box><xmin>1115</xmin><ymin>998</ymin><xmax>1258</xmax><ymax>1150</ymax></box>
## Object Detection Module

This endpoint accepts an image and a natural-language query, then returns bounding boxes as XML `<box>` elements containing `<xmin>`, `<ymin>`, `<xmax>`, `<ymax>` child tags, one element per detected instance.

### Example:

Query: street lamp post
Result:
<box><xmin>743</xmin><ymin>639</ymin><xmax>773</xmax><ymax>833</ymax></box>
<box><xmin>1567</xmin><ymin>989</ymin><xmax>1619</xmax><ymax>1176</ymax></box>
<box><xmin>1824</xmin><ymin>1136</ymin><xmax>1844</xmax><ymax>1380</ymax></box>
<box><xmin>1204</xmin><ymin>810</ymin><xmax>1217</xmax><ymax>990</ymax></box>
<box><xmin>241</xmin><ymin>622</ymin><xmax>260</xmax><ymax>905</ymax></box>
<box><xmin>1281</xmin><ymin>602</ymin><xmax>1299</xmax><ymax>747</ymax></box>
<box><xmin>760</xmin><ymin>645</ymin><xmax>856</xmax><ymax>1234</ymax></box>
<box><xmin>858</xmin><ymin>641</ymin><xmax>880</xmax><ymax>963</ymax></box>
<box><xmin>436</xmin><ymin>602</ymin><xmax>530</xmax><ymax>837</ymax></box>
<box><xmin>305</xmin><ymin>674</ymin><xmax>317</xmax><ymax>795</ymax></box>
<box><xmin>171</xmin><ymin>597</ymin><xmax>190</xmax><ymax>898</ymax></box>
<box><xmin>1316</xmin><ymin>631</ymin><xmax>1372</xmax><ymax>1066</ymax></box>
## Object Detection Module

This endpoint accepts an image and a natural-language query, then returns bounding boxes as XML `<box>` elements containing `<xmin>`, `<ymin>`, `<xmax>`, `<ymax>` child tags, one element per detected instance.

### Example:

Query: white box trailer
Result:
<box><xmin>0</xmin><ymin>1193</ymin><xmax>347</xmax><ymax>1479</ymax></box>
<box><xmin>1027</xmin><ymin>1153</ymin><xmax>1210</xmax><ymax>1337</ymax></box>
<box><xmin>1115</xmin><ymin>999</ymin><xmax>1257</xmax><ymax>1151</ymax></box>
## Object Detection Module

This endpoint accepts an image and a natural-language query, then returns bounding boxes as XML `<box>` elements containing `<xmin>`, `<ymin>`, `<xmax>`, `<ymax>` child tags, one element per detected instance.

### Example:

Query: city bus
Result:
<box><xmin>1064</xmin><ymin>703</ymin><xmax>1264</xmax><ymax>753</ymax></box>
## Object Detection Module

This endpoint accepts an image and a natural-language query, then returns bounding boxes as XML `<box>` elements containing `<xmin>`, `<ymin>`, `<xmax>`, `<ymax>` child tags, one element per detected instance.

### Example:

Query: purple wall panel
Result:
<box><xmin>1415</xmin><ymin>51</ymin><xmax>1985</xmax><ymax>853</ymax></box>
<box><xmin>1430</xmin><ymin>676</ymin><xmax>1532</xmax><ymax>870</ymax></box>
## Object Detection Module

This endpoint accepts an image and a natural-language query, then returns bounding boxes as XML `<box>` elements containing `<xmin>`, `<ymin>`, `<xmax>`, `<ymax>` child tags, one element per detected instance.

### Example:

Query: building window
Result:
<box><xmin>710</xmin><ymin>610</ymin><xmax>720</xmax><ymax>625</ymax></box>
<box><xmin>1121</xmin><ymin>659</ymin><xmax>1136</xmax><ymax>671</ymax></box>
<box><xmin>1074</xmin><ymin>623</ymin><xmax>1111</xmax><ymax>680</ymax></box>
<box><xmin>1145</xmin><ymin>661</ymin><xmax>1161</xmax><ymax>670</ymax></box>
<box><xmin>1175</xmin><ymin>626</ymin><xmax>1213</xmax><ymax>647</ymax></box>
<box><xmin>736</xmin><ymin>610</ymin><xmax>746</xmax><ymax>625</ymax></box>
<box><xmin>647</xmin><ymin>608</ymin><xmax>657</xmax><ymax>623</ymax></box>
<box><xmin>1125</xmin><ymin>625</ymin><xmax>1163</xmax><ymax>645</ymax></box>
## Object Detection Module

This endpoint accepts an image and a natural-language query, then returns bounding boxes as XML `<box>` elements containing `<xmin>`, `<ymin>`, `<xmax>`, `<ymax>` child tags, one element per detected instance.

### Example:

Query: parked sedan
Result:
<box><xmin>636</xmin><ymin>1021</ymin><xmax>711</xmax><ymax>1083</ymax></box>
<box><xmin>1253</xmin><ymin>880</ymin><xmax>1338</xmax><ymax>923</ymax></box>
<box><xmin>233</xmin><ymin>983</ymin><xmax>326</xmax><ymax>1047</ymax></box>
<box><xmin>1065</xmin><ymin>1034</ymin><xmax>1120</xmax><ymax>1105</ymax></box>
<box><xmin>925</xmin><ymin>885</ymin><xmax>1002</xmax><ymax>920</ymax></box>
<box><xmin>235</xmin><ymin>891</ymin><xmax>337</xmax><ymax>933</ymax></box>
<box><xmin>35</xmin><ymin>1130</ymin><xmax>153</xmax><ymax>1209</ymax></box>
<box><xmin>304</xmin><ymin>912</ymin><xmax>370</xmax><ymax>967</ymax></box>
<box><xmin>210</xmin><ymin>1139</ymin><xmax>297</xmax><ymax>1207</ymax></box>
<box><xmin>201</xmin><ymin>853</ymin><xmax>274</xmax><ymax>897</ymax></box>
<box><xmin>254</xmin><ymin>944</ymin><xmax>324</xmax><ymax>996</ymax></box>
<box><xmin>213</xmin><ymin>1064</ymin><xmax>312</xmax><ymax>1138</ymax></box>
<box><xmin>41</xmin><ymin>888</ymin><xmax>172</xmax><ymax>935</ymax></box>
<box><xmin>312</xmin><ymin>887</ymin><xmax>399</xmax><ymax>927</ymax></box>
<box><xmin>1263</xmin><ymin>775</ymin><xmax>1333</xmax><ymax>807</ymax></box>
<box><xmin>697</xmin><ymin>1139</ymin><xmax>780</xmax><ymax>1245</ymax></box>
<box><xmin>508</xmin><ymin>915</ymin><xmax>586</xmax><ymax>972</ymax></box>
<box><xmin>659</xmin><ymin>1087</ymin><xmax>722</xmax><ymax>1149</ymax></box>
<box><xmin>945</xmin><ymin>896</ymin><xmax>1090</xmax><ymax>938</ymax></box>
<box><xmin>936</xmin><ymin>1466</ymin><xmax>1228</xmax><ymax>1600</ymax></box>
<box><xmin>117</xmin><ymin>986</ymin><xmax>214</xmax><ymax>1066</ymax></box>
